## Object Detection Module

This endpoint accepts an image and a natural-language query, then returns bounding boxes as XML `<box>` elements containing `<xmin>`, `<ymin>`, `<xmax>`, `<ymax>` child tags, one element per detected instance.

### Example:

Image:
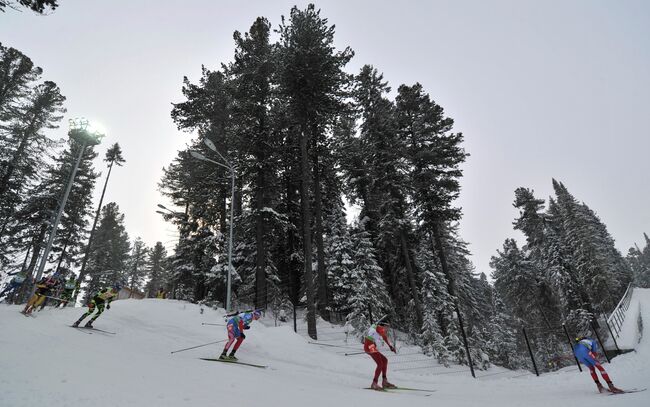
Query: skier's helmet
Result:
<box><xmin>253</xmin><ymin>310</ymin><xmax>262</xmax><ymax>320</ymax></box>
<box><xmin>376</xmin><ymin>322</ymin><xmax>388</xmax><ymax>335</ymax></box>
<box><xmin>112</xmin><ymin>282</ymin><xmax>122</xmax><ymax>291</ymax></box>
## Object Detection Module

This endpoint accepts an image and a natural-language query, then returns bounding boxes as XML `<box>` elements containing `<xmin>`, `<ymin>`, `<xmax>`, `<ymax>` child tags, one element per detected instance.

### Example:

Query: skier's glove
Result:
<box><xmin>389</xmin><ymin>345</ymin><xmax>396</xmax><ymax>353</ymax></box>
<box><xmin>106</xmin><ymin>304</ymin><xmax>111</xmax><ymax>310</ymax></box>
<box><xmin>240</xmin><ymin>333</ymin><xmax>246</xmax><ymax>339</ymax></box>
<box><xmin>244</xmin><ymin>325</ymin><xmax>250</xmax><ymax>330</ymax></box>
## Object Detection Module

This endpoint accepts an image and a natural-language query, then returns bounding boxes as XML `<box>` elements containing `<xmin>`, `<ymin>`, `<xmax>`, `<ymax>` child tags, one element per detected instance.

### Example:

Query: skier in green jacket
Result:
<box><xmin>72</xmin><ymin>283</ymin><xmax>121</xmax><ymax>328</ymax></box>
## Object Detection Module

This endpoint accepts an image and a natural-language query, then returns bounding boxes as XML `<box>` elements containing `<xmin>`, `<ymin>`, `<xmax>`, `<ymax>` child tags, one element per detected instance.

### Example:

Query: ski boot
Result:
<box><xmin>72</xmin><ymin>321</ymin><xmax>80</xmax><ymax>327</ymax></box>
<box><xmin>607</xmin><ymin>381</ymin><xmax>624</xmax><ymax>394</ymax></box>
<box><xmin>382</xmin><ymin>379</ymin><xmax>397</xmax><ymax>389</ymax></box>
<box><xmin>370</xmin><ymin>381</ymin><xmax>383</xmax><ymax>391</ymax></box>
<box><xmin>227</xmin><ymin>352</ymin><xmax>238</xmax><ymax>361</ymax></box>
<box><xmin>84</xmin><ymin>321</ymin><xmax>93</xmax><ymax>328</ymax></box>
<box><xmin>219</xmin><ymin>351</ymin><xmax>228</xmax><ymax>360</ymax></box>
<box><xmin>595</xmin><ymin>382</ymin><xmax>605</xmax><ymax>393</ymax></box>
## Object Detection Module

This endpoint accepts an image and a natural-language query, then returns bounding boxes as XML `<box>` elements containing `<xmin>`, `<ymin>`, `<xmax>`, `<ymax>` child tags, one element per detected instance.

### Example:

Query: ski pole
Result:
<box><xmin>202</xmin><ymin>323</ymin><xmax>225</xmax><ymax>326</ymax></box>
<box><xmin>344</xmin><ymin>351</ymin><xmax>366</xmax><ymax>356</ymax></box>
<box><xmin>170</xmin><ymin>339</ymin><xmax>227</xmax><ymax>354</ymax></box>
<box><xmin>307</xmin><ymin>342</ymin><xmax>358</xmax><ymax>350</ymax></box>
<box><xmin>43</xmin><ymin>295</ymin><xmax>68</xmax><ymax>302</ymax></box>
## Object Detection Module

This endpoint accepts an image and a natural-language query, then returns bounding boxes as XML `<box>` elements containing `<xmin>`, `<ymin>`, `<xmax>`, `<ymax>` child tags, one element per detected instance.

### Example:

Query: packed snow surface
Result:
<box><xmin>1</xmin><ymin>291</ymin><xmax>649</xmax><ymax>407</ymax></box>
<box><xmin>609</xmin><ymin>288</ymin><xmax>646</xmax><ymax>350</ymax></box>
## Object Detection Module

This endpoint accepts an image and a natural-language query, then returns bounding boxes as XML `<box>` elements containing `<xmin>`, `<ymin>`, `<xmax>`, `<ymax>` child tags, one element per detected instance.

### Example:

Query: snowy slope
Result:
<box><xmin>1</xmin><ymin>296</ymin><xmax>649</xmax><ymax>407</ymax></box>
<box><xmin>610</xmin><ymin>288</ymin><xmax>647</xmax><ymax>350</ymax></box>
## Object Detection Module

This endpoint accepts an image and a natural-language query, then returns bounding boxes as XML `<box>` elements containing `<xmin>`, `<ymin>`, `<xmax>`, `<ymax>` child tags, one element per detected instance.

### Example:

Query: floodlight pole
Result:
<box><xmin>32</xmin><ymin>119</ymin><xmax>102</xmax><ymax>294</ymax></box>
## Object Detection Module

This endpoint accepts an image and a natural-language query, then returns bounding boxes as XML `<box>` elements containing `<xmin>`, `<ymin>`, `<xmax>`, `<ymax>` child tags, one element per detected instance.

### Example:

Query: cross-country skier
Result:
<box><xmin>364</xmin><ymin>321</ymin><xmax>397</xmax><ymax>390</ymax></box>
<box><xmin>72</xmin><ymin>283</ymin><xmax>121</xmax><ymax>328</ymax></box>
<box><xmin>58</xmin><ymin>276</ymin><xmax>78</xmax><ymax>307</ymax></box>
<box><xmin>0</xmin><ymin>271</ymin><xmax>27</xmax><ymax>301</ymax></box>
<box><xmin>573</xmin><ymin>336</ymin><xmax>622</xmax><ymax>393</ymax></box>
<box><xmin>21</xmin><ymin>274</ymin><xmax>59</xmax><ymax>315</ymax></box>
<box><xmin>219</xmin><ymin>310</ymin><xmax>261</xmax><ymax>361</ymax></box>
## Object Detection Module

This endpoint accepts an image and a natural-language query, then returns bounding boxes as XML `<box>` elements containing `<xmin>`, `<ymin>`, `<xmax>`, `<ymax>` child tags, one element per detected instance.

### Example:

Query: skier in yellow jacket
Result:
<box><xmin>21</xmin><ymin>275</ymin><xmax>60</xmax><ymax>315</ymax></box>
<box><xmin>72</xmin><ymin>283</ymin><xmax>121</xmax><ymax>328</ymax></box>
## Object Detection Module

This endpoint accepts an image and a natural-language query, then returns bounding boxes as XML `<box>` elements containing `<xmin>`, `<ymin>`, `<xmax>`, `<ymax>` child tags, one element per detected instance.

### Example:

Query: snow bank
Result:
<box><xmin>611</xmin><ymin>288</ymin><xmax>647</xmax><ymax>350</ymax></box>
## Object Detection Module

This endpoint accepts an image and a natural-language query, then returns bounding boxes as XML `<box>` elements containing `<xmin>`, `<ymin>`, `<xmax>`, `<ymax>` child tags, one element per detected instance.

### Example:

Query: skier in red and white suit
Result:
<box><xmin>364</xmin><ymin>321</ymin><xmax>397</xmax><ymax>390</ymax></box>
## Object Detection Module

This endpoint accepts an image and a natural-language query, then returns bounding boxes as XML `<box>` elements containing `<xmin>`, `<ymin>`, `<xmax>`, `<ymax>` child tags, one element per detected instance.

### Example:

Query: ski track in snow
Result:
<box><xmin>1</xmin><ymin>291</ymin><xmax>649</xmax><ymax>407</ymax></box>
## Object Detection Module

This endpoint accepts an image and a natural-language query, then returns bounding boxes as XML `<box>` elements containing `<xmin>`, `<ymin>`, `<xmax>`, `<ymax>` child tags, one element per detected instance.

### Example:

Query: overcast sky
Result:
<box><xmin>1</xmin><ymin>0</ymin><xmax>648</xmax><ymax>277</ymax></box>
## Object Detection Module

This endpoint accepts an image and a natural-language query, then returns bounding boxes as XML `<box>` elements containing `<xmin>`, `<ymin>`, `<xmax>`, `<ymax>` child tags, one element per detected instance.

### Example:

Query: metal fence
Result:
<box><xmin>606</xmin><ymin>283</ymin><xmax>634</xmax><ymax>339</ymax></box>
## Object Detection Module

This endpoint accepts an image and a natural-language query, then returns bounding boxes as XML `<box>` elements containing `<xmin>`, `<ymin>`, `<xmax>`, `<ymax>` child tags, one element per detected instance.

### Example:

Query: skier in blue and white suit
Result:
<box><xmin>573</xmin><ymin>336</ymin><xmax>622</xmax><ymax>393</ymax></box>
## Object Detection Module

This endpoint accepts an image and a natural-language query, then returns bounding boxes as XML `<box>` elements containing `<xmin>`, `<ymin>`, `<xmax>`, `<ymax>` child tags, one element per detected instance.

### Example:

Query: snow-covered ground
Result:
<box><xmin>1</xmin><ymin>291</ymin><xmax>649</xmax><ymax>407</ymax></box>
<box><xmin>607</xmin><ymin>288</ymin><xmax>646</xmax><ymax>350</ymax></box>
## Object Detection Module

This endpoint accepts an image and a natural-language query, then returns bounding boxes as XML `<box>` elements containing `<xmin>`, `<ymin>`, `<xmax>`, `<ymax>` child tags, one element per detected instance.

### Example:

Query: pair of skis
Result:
<box><xmin>200</xmin><ymin>358</ymin><xmax>267</xmax><ymax>369</ymax></box>
<box><xmin>70</xmin><ymin>326</ymin><xmax>116</xmax><ymax>335</ymax></box>
<box><xmin>365</xmin><ymin>386</ymin><xmax>435</xmax><ymax>395</ymax></box>
<box><xmin>605</xmin><ymin>388</ymin><xmax>646</xmax><ymax>396</ymax></box>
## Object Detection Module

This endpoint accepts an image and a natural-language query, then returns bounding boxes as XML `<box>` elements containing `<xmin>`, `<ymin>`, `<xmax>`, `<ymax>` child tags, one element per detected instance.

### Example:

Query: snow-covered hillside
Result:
<box><xmin>1</xmin><ymin>293</ymin><xmax>649</xmax><ymax>407</ymax></box>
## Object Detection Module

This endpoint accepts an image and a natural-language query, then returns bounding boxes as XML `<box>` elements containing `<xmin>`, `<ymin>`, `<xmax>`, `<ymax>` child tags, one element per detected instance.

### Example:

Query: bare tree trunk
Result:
<box><xmin>285</xmin><ymin>158</ymin><xmax>301</xmax><ymax>311</ymax></box>
<box><xmin>312</xmin><ymin>136</ymin><xmax>327</xmax><ymax>319</ymax></box>
<box><xmin>399</xmin><ymin>229</ymin><xmax>422</xmax><ymax>328</ymax></box>
<box><xmin>254</xmin><ymin>159</ymin><xmax>267</xmax><ymax>309</ymax></box>
<box><xmin>299</xmin><ymin>127</ymin><xmax>317</xmax><ymax>340</ymax></box>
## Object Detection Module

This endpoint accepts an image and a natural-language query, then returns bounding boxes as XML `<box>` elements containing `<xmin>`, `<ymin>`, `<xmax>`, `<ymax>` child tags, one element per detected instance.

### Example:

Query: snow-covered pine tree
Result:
<box><xmin>434</xmin><ymin>225</ymin><xmax>490</xmax><ymax>369</ymax></box>
<box><xmin>395</xmin><ymin>82</ymin><xmax>468</xmax><ymax>340</ymax></box>
<box><xmin>511</xmin><ymin>187</ymin><xmax>564</xmax><ymax>329</ymax></box>
<box><xmin>144</xmin><ymin>242</ymin><xmax>169</xmax><ymax>298</ymax></box>
<box><xmin>415</xmin><ymin>239</ymin><xmax>453</xmax><ymax>364</ymax></box>
<box><xmin>0</xmin><ymin>50</ymin><xmax>64</xmax><ymax>268</ymax></box>
<box><xmin>345</xmin><ymin>219</ymin><xmax>392</xmax><ymax>335</ymax></box>
<box><xmin>223</xmin><ymin>16</ymin><xmax>284</xmax><ymax>312</ymax></box>
<box><xmin>484</xmin><ymin>293</ymin><xmax>521</xmax><ymax>369</ymax></box>
<box><xmin>75</xmin><ymin>142</ymin><xmax>125</xmax><ymax>300</ymax></box>
<box><xmin>628</xmin><ymin>233</ymin><xmax>650</xmax><ymax>288</ymax></box>
<box><xmin>324</xmin><ymin>198</ymin><xmax>355</xmax><ymax>317</ymax></box>
<box><xmin>230</xmin><ymin>207</ymin><xmax>287</xmax><ymax>310</ymax></box>
<box><xmin>3</xmin><ymin>157</ymin><xmax>59</xmax><ymax>301</ymax></box>
<box><xmin>84</xmin><ymin>202</ymin><xmax>130</xmax><ymax>299</ymax></box>
<box><xmin>276</xmin><ymin>4</ymin><xmax>354</xmax><ymax>338</ymax></box>
<box><xmin>125</xmin><ymin>237</ymin><xmax>148</xmax><ymax>295</ymax></box>
<box><xmin>547</xmin><ymin>179</ymin><xmax>621</xmax><ymax>330</ymax></box>
<box><xmin>491</xmin><ymin>239</ymin><xmax>542</xmax><ymax>326</ymax></box>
